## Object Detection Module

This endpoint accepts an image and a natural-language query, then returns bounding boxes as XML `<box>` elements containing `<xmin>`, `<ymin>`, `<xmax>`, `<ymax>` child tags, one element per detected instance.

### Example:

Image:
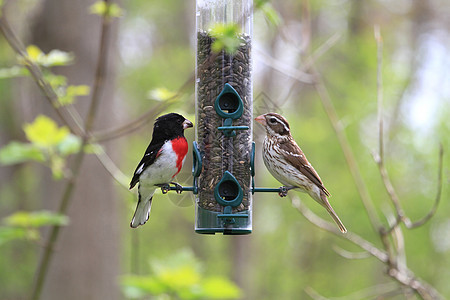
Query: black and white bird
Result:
<box><xmin>129</xmin><ymin>113</ymin><xmax>193</xmax><ymax>228</ymax></box>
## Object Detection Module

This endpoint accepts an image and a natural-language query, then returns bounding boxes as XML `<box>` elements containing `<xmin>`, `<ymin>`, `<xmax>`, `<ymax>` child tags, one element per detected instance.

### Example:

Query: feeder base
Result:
<box><xmin>195</xmin><ymin>206</ymin><xmax>252</xmax><ymax>235</ymax></box>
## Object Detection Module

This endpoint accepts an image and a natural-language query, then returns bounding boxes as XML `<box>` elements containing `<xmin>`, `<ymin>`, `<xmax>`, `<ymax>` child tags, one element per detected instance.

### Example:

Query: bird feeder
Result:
<box><xmin>193</xmin><ymin>0</ymin><xmax>253</xmax><ymax>234</ymax></box>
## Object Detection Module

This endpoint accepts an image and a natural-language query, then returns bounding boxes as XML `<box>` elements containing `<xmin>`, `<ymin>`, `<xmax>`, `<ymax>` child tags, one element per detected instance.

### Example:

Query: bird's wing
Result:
<box><xmin>280</xmin><ymin>140</ymin><xmax>330</xmax><ymax>197</ymax></box>
<box><xmin>129</xmin><ymin>140</ymin><xmax>165</xmax><ymax>189</ymax></box>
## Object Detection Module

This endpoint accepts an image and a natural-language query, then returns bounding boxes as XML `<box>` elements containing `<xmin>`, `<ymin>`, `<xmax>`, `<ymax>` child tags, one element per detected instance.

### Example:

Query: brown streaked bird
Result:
<box><xmin>255</xmin><ymin>112</ymin><xmax>347</xmax><ymax>233</ymax></box>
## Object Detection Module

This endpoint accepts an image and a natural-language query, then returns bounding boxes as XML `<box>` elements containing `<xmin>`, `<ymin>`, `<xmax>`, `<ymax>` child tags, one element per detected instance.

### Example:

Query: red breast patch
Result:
<box><xmin>171</xmin><ymin>137</ymin><xmax>188</xmax><ymax>177</ymax></box>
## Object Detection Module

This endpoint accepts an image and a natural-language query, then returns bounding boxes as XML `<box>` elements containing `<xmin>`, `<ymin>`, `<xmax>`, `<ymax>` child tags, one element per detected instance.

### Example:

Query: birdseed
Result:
<box><xmin>196</xmin><ymin>30</ymin><xmax>252</xmax><ymax>213</ymax></box>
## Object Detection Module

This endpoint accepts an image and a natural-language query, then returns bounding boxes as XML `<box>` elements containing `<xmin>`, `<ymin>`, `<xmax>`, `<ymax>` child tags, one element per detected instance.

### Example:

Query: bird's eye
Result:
<box><xmin>269</xmin><ymin>118</ymin><xmax>276</xmax><ymax>124</ymax></box>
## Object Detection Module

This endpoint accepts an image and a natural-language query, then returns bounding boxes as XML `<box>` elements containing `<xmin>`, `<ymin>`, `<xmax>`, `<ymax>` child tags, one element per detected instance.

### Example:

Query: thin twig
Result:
<box><xmin>263</xmin><ymin>28</ymin><xmax>383</xmax><ymax>232</ymax></box>
<box><xmin>31</xmin><ymin>140</ymin><xmax>85</xmax><ymax>300</ymax></box>
<box><xmin>90</xmin><ymin>99</ymin><xmax>170</xmax><ymax>143</ymax></box>
<box><xmin>259</xmin><ymin>30</ymin><xmax>382</xmax><ymax>233</ymax></box>
<box><xmin>373</xmin><ymin>26</ymin><xmax>406</xmax><ymax>235</ymax></box>
<box><xmin>0</xmin><ymin>17</ymin><xmax>82</xmax><ymax>136</ymax></box>
<box><xmin>291</xmin><ymin>196</ymin><xmax>388</xmax><ymax>262</ymax></box>
<box><xmin>405</xmin><ymin>144</ymin><xmax>444</xmax><ymax>229</ymax></box>
<box><xmin>331</xmin><ymin>245</ymin><xmax>371</xmax><ymax>260</ymax></box>
<box><xmin>31</xmin><ymin>1</ymin><xmax>113</xmax><ymax>299</ymax></box>
<box><xmin>310</xmin><ymin>66</ymin><xmax>382</xmax><ymax>232</ymax></box>
<box><xmin>90</xmin><ymin>74</ymin><xmax>194</xmax><ymax>143</ymax></box>
<box><xmin>255</xmin><ymin>48</ymin><xmax>314</xmax><ymax>83</ymax></box>
<box><xmin>375</xmin><ymin>25</ymin><xmax>384</xmax><ymax>163</ymax></box>
<box><xmin>95</xmin><ymin>146</ymin><xmax>129</xmax><ymax>188</ymax></box>
<box><xmin>291</xmin><ymin>195</ymin><xmax>444</xmax><ymax>300</ymax></box>
<box><xmin>305</xmin><ymin>282</ymin><xmax>401</xmax><ymax>300</ymax></box>
<box><xmin>304</xmin><ymin>287</ymin><xmax>330</xmax><ymax>300</ymax></box>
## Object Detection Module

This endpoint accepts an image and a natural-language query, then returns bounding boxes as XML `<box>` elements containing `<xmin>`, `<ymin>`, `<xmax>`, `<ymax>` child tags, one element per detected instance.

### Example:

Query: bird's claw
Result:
<box><xmin>278</xmin><ymin>186</ymin><xmax>289</xmax><ymax>197</ymax></box>
<box><xmin>157</xmin><ymin>183</ymin><xmax>171</xmax><ymax>194</ymax></box>
<box><xmin>171</xmin><ymin>182</ymin><xmax>183</xmax><ymax>194</ymax></box>
<box><xmin>157</xmin><ymin>182</ymin><xmax>183</xmax><ymax>194</ymax></box>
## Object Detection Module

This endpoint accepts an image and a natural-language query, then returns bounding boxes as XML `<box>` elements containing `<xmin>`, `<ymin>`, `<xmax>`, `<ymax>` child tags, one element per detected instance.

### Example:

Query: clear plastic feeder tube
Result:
<box><xmin>195</xmin><ymin>0</ymin><xmax>253</xmax><ymax>234</ymax></box>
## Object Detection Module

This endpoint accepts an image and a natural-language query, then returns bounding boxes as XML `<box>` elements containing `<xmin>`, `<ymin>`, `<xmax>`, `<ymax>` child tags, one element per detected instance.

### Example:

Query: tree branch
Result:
<box><xmin>305</xmin><ymin>282</ymin><xmax>401</xmax><ymax>300</ymax></box>
<box><xmin>265</xmin><ymin>23</ymin><xmax>383</xmax><ymax>232</ymax></box>
<box><xmin>373</xmin><ymin>26</ymin><xmax>444</xmax><ymax>235</ymax></box>
<box><xmin>309</xmin><ymin>65</ymin><xmax>382</xmax><ymax>233</ymax></box>
<box><xmin>331</xmin><ymin>245</ymin><xmax>371</xmax><ymax>260</ymax></box>
<box><xmin>404</xmin><ymin>144</ymin><xmax>444</xmax><ymax>229</ymax></box>
<box><xmin>286</xmin><ymin>17</ymin><xmax>444</xmax><ymax>299</ymax></box>
<box><xmin>291</xmin><ymin>196</ymin><xmax>388</xmax><ymax>262</ymax></box>
<box><xmin>291</xmin><ymin>195</ymin><xmax>444</xmax><ymax>300</ymax></box>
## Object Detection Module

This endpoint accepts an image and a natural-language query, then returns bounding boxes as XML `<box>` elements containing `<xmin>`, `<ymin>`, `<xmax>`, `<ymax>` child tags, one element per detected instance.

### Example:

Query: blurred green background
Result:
<box><xmin>0</xmin><ymin>0</ymin><xmax>449</xmax><ymax>299</ymax></box>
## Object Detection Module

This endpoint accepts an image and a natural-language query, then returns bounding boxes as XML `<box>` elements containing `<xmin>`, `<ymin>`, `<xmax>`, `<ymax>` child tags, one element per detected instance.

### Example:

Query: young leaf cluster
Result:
<box><xmin>210</xmin><ymin>23</ymin><xmax>243</xmax><ymax>54</ymax></box>
<box><xmin>89</xmin><ymin>1</ymin><xmax>123</xmax><ymax>18</ymax></box>
<box><xmin>121</xmin><ymin>249</ymin><xmax>242</xmax><ymax>299</ymax></box>
<box><xmin>0</xmin><ymin>115</ymin><xmax>82</xmax><ymax>179</ymax></box>
<box><xmin>0</xmin><ymin>45</ymin><xmax>89</xmax><ymax>106</ymax></box>
<box><xmin>0</xmin><ymin>211</ymin><xmax>69</xmax><ymax>246</ymax></box>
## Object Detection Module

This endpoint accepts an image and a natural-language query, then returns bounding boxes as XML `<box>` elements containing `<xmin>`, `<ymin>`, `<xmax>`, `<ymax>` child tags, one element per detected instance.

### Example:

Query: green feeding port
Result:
<box><xmin>215</xmin><ymin>84</ymin><xmax>249</xmax><ymax>137</ymax></box>
<box><xmin>215</xmin><ymin>83</ymin><xmax>243</xmax><ymax>119</ymax></box>
<box><xmin>196</xmin><ymin>171</ymin><xmax>250</xmax><ymax>235</ymax></box>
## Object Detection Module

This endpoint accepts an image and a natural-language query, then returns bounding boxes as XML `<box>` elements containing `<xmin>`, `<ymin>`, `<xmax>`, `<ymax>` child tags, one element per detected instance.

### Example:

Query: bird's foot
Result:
<box><xmin>278</xmin><ymin>186</ymin><xmax>294</xmax><ymax>197</ymax></box>
<box><xmin>156</xmin><ymin>183</ymin><xmax>171</xmax><ymax>194</ymax></box>
<box><xmin>170</xmin><ymin>182</ymin><xmax>183</xmax><ymax>194</ymax></box>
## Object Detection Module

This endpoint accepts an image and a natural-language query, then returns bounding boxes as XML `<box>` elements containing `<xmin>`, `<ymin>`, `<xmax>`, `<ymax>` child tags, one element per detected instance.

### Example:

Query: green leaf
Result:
<box><xmin>120</xmin><ymin>249</ymin><xmax>243</xmax><ymax>299</ymax></box>
<box><xmin>201</xmin><ymin>277</ymin><xmax>242</xmax><ymax>299</ymax></box>
<box><xmin>0</xmin><ymin>66</ymin><xmax>29</xmax><ymax>79</ymax></box>
<box><xmin>260</xmin><ymin>3</ymin><xmax>281</xmax><ymax>26</ymax></box>
<box><xmin>89</xmin><ymin>1</ymin><xmax>123</xmax><ymax>18</ymax></box>
<box><xmin>107</xmin><ymin>3</ymin><xmax>123</xmax><ymax>18</ymax></box>
<box><xmin>151</xmin><ymin>250</ymin><xmax>201</xmax><ymax>288</ymax></box>
<box><xmin>68</xmin><ymin>85</ymin><xmax>90</xmax><ymax>97</ymax></box>
<box><xmin>59</xmin><ymin>85</ymin><xmax>90</xmax><ymax>106</ymax></box>
<box><xmin>0</xmin><ymin>227</ymin><xmax>40</xmax><ymax>245</ymax></box>
<box><xmin>84</xmin><ymin>143</ymin><xmax>102</xmax><ymax>154</ymax></box>
<box><xmin>147</xmin><ymin>87</ymin><xmax>176</xmax><ymax>102</ymax></box>
<box><xmin>0</xmin><ymin>227</ymin><xmax>29</xmax><ymax>245</ymax></box>
<box><xmin>45</xmin><ymin>73</ymin><xmax>68</xmax><ymax>89</ymax></box>
<box><xmin>23</xmin><ymin>115</ymin><xmax>70</xmax><ymax>148</ymax></box>
<box><xmin>0</xmin><ymin>141</ymin><xmax>45</xmax><ymax>165</ymax></box>
<box><xmin>3</xmin><ymin>210</ymin><xmax>69</xmax><ymax>228</ymax></box>
<box><xmin>210</xmin><ymin>23</ymin><xmax>242</xmax><ymax>54</ymax></box>
<box><xmin>159</xmin><ymin>265</ymin><xmax>200</xmax><ymax>292</ymax></box>
<box><xmin>89</xmin><ymin>1</ymin><xmax>108</xmax><ymax>15</ymax></box>
<box><xmin>42</xmin><ymin>49</ymin><xmax>74</xmax><ymax>67</ymax></box>
<box><xmin>23</xmin><ymin>45</ymin><xmax>73</xmax><ymax>67</ymax></box>
<box><xmin>58</xmin><ymin>134</ymin><xmax>82</xmax><ymax>156</ymax></box>
<box><xmin>26</xmin><ymin>45</ymin><xmax>44</xmax><ymax>63</ymax></box>
<box><xmin>50</xmin><ymin>155</ymin><xmax>65</xmax><ymax>180</ymax></box>
<box><xmin>121</xmin><ymin>275</ymin><xmax>166</xmax><ymax>298</ymax></box>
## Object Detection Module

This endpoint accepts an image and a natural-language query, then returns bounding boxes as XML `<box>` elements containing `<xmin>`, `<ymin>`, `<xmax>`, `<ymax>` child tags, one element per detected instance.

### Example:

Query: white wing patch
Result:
<box><xmin>280</xmin><ymin>148</ymin><xmax>303</xmax><ymax>158</ymax></box>
<box><xmin>139</xmin><ymin>141</ymin><xmax>178</xmax><ymax>186</ymax></box>
<box><xmin>136</xmin><ymin>163</ymin><xmax>144</xmax><ymax>175</ymax></box>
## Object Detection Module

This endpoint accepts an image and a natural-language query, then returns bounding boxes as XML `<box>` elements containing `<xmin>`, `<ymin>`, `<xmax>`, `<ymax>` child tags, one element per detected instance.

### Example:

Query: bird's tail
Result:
<box><xmin>320</xmin><ymin>192</ymin><xmax>347</xmax><ymax>233</ymax></box>
<box><xmin>130</xmin><ymin>188</ymin><xmax>155</xmax><ymax>228</ymax></box>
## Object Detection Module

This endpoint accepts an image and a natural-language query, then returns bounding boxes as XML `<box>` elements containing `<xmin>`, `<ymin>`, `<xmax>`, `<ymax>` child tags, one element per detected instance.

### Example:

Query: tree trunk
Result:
<box><xmin>28</xmin><ymin>0</ymin><xmax>121</xmax><ymax>299</ymax></box>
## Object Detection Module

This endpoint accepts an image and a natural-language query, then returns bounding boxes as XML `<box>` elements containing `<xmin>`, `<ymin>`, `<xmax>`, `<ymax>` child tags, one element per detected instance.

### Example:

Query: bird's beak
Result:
<box><xmin>183</xmin><ymin>119</ymin><xmax>193</xmax><ymax>129</ymax></box>
<box><xmin>255</xmin><ymin>115</ymin><xmax>266</xmax><ymax>126</ymax></box>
